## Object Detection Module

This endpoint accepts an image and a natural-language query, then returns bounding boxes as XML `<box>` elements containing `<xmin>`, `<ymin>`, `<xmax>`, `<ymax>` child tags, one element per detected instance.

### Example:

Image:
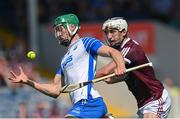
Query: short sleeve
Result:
<box><xmin>82</xmin><ymin>37</ymin><xmax>103</xmax><ymax>55</ymax></box>
<box><xmin>57</xmin><ymin>68</ymin><xmax>63</xmax><ymax>75</ymax></box>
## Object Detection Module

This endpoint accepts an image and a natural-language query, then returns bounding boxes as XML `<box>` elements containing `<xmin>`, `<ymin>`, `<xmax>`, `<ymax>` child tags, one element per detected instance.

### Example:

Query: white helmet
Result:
<box><xmin>102</xmin><ymin>17</ymin><xmax>128</xmax><ymax>32</ymax></box>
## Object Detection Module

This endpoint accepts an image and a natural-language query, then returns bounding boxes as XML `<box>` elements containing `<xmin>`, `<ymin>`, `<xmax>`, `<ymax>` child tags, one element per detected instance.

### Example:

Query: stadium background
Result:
<box><xmin>0</xmin><ymin>0</ymin><xmax>180</xmax><ymax>118</ymax></box>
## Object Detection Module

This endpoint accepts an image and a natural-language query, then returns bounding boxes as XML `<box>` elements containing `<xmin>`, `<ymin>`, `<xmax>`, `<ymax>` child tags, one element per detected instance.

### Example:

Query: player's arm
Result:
<box><xmin>25</xmin><ymin>74</ymin><xmax>62</xmax><ymax>98</ymax></box>
<box><xmin>8</xmin><ymin>67</ymin><xmax>62</xmax><ymax>98</ymax></box>
<box><xmin>97</xmin><ymin>45</ymin><xmax>126</xmax><ymax>76</ymax></box>
<box><xmin>84</xmin><ymin>38</ymin><xmax>125</xmax><ymax>75</ymax></box>
<box><xmin>95</xmin><ymin>61</ymin><xmax>115</xmax><ymax>78</ymax></box>
<box><xmin>95</xmin><ymin>58</ymin><xmax>128</xmax><ymax>84</ymax></box>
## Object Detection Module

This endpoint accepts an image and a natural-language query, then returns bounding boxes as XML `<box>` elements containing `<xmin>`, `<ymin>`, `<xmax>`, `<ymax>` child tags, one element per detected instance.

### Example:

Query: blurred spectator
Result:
<box><xmin>17</xmin><ymin>102</ymin><xmax>28</xmax><ymax>118</ymax></box>
<box><xmin>150</xmin><ymin>0</ymin><xmax>173</xmax><ymax>22</ymax></box>
<box><xmin>163</xmin><ymin>77</ymin><xmax>179</xmax><ymax>97</ymax></box>
<box><xmin>13</xmin><ymin>0</ymin><xmax>27</xmax><ymax>37</ymax></box>
<box><xmin>0</xmin><ymin>0</ymin><xmax>16</xmax><ymax>29</ymax></box>
<box><xmin>7</xmin><ymin>37</ymin><xmax>28</xmax><ymax>62</ymax></box>
<box><xmin>31</xmin><ymin>102</ymin><xmax>47</xmax><ymax>118</ymax></box>
<box><xmin>76</xmin><ymin>0</ymin><xmax>96</xmax><ymax>21</ymax></box>
<box><xmin>0</xmin><ymin>52</ymin><xmax>12</xmax><ymax>87</ymax></box>
<box><xmin>169</xmin><ymin>0</ymin><xmax>180</xmax><ymax>30</ymax></box>
<box><xmin>48</xmin><ymin>100</ymin><xmax>62</xmax><ymax>118</ymax></box>
<box><xmin>0</xmin><ymin>40</ymin><xmax>7</xmax><ymax>54</ymax></box>
<box><xmin>1</xmin><ymin>0</ymin><xmax>180</xmax><ymax>42</ymax></box>
<box><xmin>163</xmin><ymin>77</ymin><xmax>180</xmax><ymax>117</ymax></box>
<box><xmin>37</xmin><ymin>0</ymin><xmax>49</xmax><ymax>24</ymax></box>
<box><xmin>0</xmin><ymin>52</ymin><xmax>8</xmax><ymax>87</ymax></box>
<box><xmin>89</xmin><ymin>0</ymin><xmax>113</xmax><ymax>21</ymax></box>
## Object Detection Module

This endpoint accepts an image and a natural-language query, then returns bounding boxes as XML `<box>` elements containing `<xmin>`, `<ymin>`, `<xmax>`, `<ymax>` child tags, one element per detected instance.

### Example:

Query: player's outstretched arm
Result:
<box><xmin>8</xmin><ymin>67</ymin><xmax>62</xmax><ymax>98</ymax></box>
<box><xmin>97</xmin><ymin>45</ymin><xmax>126</xmax><ymax>76</ymax></box>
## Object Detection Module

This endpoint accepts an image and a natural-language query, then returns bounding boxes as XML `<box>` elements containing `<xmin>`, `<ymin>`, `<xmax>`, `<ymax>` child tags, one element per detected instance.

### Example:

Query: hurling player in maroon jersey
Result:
<box><xmin>96</xmin><ymin>17</ymin><xmax>171</xmax><ymax>118</ymax></box>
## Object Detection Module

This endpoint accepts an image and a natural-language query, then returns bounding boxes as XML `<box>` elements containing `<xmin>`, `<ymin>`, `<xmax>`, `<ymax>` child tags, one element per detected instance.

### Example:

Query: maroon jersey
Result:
<box><xmin>119</xmin><ymin>38</ymin><xmax>164</xmax><ymax>108</ymax></box>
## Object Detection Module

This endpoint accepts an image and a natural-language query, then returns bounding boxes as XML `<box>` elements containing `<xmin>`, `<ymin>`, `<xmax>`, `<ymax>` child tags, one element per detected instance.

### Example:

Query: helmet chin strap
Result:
<box><xmin>65</xmin><ymin>24</ymin><xmax>79</xmax><ymax>46</ymax></box>
<box><xmin>67</xmin><ymin>24</ymin><xmax>79</xmax><ymax>36</ymax></box>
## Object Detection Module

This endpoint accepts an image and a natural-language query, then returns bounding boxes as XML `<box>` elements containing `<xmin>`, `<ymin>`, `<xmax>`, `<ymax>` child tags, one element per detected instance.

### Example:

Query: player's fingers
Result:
<box><xmin>10</xmin><ymin>71</ymin><xmax>17</xmax><ymax>78</ymax></box>
<box><xmin>114</xmin><ymin>70</ymin><xmax>117</xmax><ymax>75</ymax></box>
<box><xmin>8</xmin><ymin>78</ymin><xmax>13</xmax><ymax>80</ymax></box>
<box><xmin>19</xmin><ymin>67</ymin><xmax>24</xmax><ymax>73</ymax></box>
<box><xmin>8</xmin><ymin>78</ymin><xmax>14</xmax><ymax>82</ymax></box>
<box><xmin>8</xmin><ymin>78</ymin><xmax>17</xmax><ymax>82</ymax></box>
<box><xmin>8</xmin><ymin>78</ymin><xmax>18</xmax><ymax>83</ymax></box>
<box><xmin>114</xmin><ymin>69</ymin><xmax>120</xmax><ymax>76</ymax></box>
<box><xmin>104</xmin><ymin>78</ymin><xmax>113</xmax><ymax>84</ymax></box>
<box><xmin>8</xmin><ymin>78</ymin><xmax>19</xmax><ymax>83</ymax></box>
<box><xmin>115</xmin><ymin>68</ymin><xmax>125</xmax><ymax>76</ymax></box>
<box><xmin>104</xmin><ymin>78</ymin><xmax>111</xmax><ymax>82</ymax></box>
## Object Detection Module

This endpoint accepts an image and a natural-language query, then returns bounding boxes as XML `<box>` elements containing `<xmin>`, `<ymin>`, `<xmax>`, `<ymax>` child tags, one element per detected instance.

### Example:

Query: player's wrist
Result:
<box><xmin>25</xmin><ymin>79</ymin><xmax>35</xmax><ymax>87</ymax></box>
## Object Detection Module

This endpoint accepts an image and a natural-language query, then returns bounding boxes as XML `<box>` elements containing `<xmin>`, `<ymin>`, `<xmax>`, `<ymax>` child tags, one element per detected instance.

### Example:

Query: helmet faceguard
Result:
<box><xmin>54</xmin><ymin>14</ymin><xmax>80</xmax><ymax>46</ymax></box>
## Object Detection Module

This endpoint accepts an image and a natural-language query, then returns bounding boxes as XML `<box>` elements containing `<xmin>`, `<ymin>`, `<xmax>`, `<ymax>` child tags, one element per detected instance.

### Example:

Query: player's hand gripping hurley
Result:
<box><xmin>61</xmin><ymin>62</ymin><xmax>153</xmax><ymax>93</ymax></box>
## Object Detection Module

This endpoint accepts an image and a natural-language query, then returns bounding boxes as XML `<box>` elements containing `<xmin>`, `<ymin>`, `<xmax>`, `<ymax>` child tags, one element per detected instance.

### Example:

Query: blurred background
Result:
<box><xmin>0</xmin><ymin>0</ymin><xmax>180</xmax><ymax>118</ymax></box>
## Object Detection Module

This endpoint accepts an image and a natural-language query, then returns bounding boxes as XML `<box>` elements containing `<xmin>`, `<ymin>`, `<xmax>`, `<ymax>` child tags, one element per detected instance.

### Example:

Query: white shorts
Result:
<box><xmin>137</xmin><ymin>89</ymin><xmax>171</xmax><ymax>118</ymax></box>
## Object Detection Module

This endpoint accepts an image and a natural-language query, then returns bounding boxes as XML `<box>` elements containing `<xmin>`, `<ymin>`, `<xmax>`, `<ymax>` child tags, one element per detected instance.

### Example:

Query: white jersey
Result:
<box><xmin>57</xmin><ymin>37</ymin><xmax>103</xmax><ymax>104</ymax></box>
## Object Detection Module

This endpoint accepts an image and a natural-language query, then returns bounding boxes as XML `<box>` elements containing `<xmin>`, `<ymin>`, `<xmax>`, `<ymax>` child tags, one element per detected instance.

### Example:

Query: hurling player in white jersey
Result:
<box><xmin>8</xmin><ymin>14</ymin><xmax>126</xmax><ymax>118</ymax></box>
